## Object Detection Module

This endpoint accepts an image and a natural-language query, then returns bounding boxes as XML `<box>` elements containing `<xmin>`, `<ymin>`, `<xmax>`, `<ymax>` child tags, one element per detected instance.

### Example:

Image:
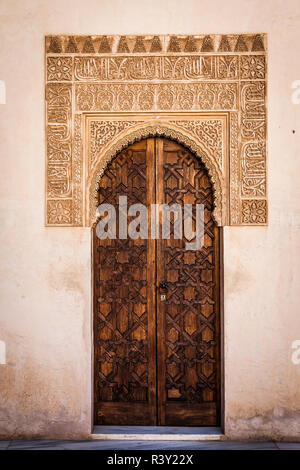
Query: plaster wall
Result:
<box><xmin>0</xmin><ymin>0</ymin><xmax>300</xmax><ymax>439</ymax></box>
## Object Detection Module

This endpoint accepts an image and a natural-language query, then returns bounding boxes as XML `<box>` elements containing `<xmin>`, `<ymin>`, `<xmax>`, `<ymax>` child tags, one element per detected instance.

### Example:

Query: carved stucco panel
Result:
<box><xmin>45</xmin><ymin>34</ymin><xmax>268</xmax><ymax>226</ymax></box>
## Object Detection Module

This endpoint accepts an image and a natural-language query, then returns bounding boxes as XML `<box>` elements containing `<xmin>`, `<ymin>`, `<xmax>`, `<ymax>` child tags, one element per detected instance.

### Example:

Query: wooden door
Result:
<box><xmin>93</xmin><ymin>137</ymin><xmax>220</xmax><ymax>426</ymax></box>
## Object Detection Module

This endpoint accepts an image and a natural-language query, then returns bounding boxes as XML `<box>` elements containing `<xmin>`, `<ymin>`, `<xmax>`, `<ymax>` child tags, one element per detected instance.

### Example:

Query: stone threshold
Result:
<box><xmin>91</xmin><ymin>426</ymin><xmax>225</xmax><ymax>441</ymax></box>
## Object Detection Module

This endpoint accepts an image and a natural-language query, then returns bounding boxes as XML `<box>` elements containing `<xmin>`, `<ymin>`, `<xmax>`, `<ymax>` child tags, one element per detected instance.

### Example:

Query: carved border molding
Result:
<box><xmin>45</xmin><ymin>34</ymin><xmax>268</xmax><ymax>226</ymax></box>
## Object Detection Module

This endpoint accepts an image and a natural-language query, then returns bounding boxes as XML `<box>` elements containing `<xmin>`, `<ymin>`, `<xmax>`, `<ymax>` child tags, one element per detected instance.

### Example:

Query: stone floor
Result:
<box><xmin>0</xmin><ymin>440</ymin><xmax>300</xmax><ymax>450</ymax></box>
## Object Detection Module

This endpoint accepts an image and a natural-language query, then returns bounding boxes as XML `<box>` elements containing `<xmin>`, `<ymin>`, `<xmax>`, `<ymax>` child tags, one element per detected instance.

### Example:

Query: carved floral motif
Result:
<box><xmin>47</xmin><ymin>57</ymin><xmax>73</xmax><ymax>81</ymax></box>
<box><xmin>240</xmin><ymin>56</ymin><xmax>266</xmax><ymax>79</ymax></box>
<box><xmin>47</xmin><ymin>200</ymin><xmax>72</xmax><ymax>225</ymax></box>
<box><xmin>241</xmin><ymin>200</ymin><xmax>267</xmax><ymax>224</ymax></box>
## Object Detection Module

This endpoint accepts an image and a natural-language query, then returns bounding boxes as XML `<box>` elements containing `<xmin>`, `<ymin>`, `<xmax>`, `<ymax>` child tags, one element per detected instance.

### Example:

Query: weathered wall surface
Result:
<box><xmin>0</xmin><ymin>0</ymin><xmax>300</xmax><ymax>439</ymax></box>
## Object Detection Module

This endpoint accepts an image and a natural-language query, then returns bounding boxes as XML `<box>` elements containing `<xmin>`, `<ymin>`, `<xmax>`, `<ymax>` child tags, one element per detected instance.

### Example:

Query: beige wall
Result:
<box><xmin>0</xmin><ymin>0</ymin><xmax>300</xmax><ymax>439</ymax></box>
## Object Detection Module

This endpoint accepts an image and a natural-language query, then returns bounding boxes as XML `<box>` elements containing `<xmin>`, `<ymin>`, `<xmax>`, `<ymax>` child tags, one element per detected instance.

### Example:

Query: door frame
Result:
<box><xmin>90</xmin><ymin>137</ymin><xmax>225</xmax><ymax>433</ymax></box>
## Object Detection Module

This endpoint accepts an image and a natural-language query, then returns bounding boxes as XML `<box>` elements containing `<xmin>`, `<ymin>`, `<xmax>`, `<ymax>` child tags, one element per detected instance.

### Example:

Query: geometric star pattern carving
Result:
<box><xmin>94</xmin><ymin>146</ymin><xmax>149</xmax><ymax>405</ymax></box>
<box><xmin>160</xmin><ymin>140</ymin><xmax>220</xmax><ymax>415</ymax></box>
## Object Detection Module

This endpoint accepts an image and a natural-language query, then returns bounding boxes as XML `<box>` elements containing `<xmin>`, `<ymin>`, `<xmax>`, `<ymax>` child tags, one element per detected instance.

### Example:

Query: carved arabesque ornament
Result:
<box><xmin>45</xmin><ymin>34</ymin><xmax>267</xmax><ymax>226</ymax></box>
<box><xmin>86</xmin><ymin>121</ymin><xmax>226</xmax><ymax>226</ymax></box>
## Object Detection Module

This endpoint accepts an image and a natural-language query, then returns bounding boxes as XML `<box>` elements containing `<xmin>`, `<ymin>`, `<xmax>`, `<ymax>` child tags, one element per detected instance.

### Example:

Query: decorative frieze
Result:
<box><xmin>72</xmin><ymin>56</ymin><xmax>238</xmax><ymax>81</ymax></box>
<box><xmin>75</xmin><ymin>82</ymin><xmax>238</xmax><ymax>112</ymax></box>
<box><xmin>45</xmin><ymin>34</ymin><xmax>267</xmax><ymax>226</ymax></box>
<box><xmin>46</xmin><ymin>34</ymin><xmax>266</xmax><ymax>55</ymax></box>
<box><xmin>46</xmin><ymin>54</ymin><xmax>267</xmax><ymax>82</ymax></box>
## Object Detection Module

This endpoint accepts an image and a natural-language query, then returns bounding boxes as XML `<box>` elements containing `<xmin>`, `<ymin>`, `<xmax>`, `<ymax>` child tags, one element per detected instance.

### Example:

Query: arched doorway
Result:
<box><xmin>93</xmin><ymin>137</ymin><xmax>221</xmax><ymax>426</ymax></box>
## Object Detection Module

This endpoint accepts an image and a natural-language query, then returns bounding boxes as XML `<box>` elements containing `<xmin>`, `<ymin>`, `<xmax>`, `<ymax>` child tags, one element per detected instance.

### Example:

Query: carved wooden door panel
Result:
<box><xmin>93</xmin><ymin>139</ymin><xmax>156</xmax><ymax>425</ymax></box>
<box><xmin>93</xmin><ymin>137</ymin><xmax>220</xmax><ymax>426</ymax></box>
<box><xmin>156</xmin><ymin>138</ymin><xmax>220</xmax><ymax>426</ymax></box>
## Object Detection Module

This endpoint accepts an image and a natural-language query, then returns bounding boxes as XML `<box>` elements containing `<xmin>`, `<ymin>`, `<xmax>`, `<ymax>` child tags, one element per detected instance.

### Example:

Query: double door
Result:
<box><xmin>93</xmin><ymin>137</ymin><xmax>220</xmax><ymax>426</ymax></box>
